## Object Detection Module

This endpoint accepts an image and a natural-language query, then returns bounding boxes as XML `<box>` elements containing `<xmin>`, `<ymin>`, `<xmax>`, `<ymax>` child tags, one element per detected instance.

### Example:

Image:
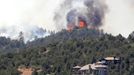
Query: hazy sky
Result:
<box><xmin>0</xmin><ymin>0</ymin><xmax>134</xmax><ymax>38</ymax></box>
<box><xmin>0</xmin><ymin>0</ymin><xmax>63</xmax><ymax>31</ymax></box>
<box><xmin>103</xmin><ymin>0</ymin><xmax>134</xmax><ymax>37</ymax></box>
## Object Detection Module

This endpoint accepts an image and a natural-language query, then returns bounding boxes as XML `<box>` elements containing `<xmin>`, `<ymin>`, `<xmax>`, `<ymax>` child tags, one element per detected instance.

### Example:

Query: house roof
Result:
<box><xmin>105</xmin><ymin>57</ymin><xmax>119</xmax><ymax>61</ymax></box>
<box><xmin>91</xmin><ymin>64</ymin><xmax>107</xmax><ymax>70</ymax></box>
<box><xmin>79</xmin><ymin>63</ymin><xmax>108</xmax><ymax>71</ymax></box>
<box><xmin>79</xmin><ymin>64</ymin><xmax>91</xmax><ymax>71</ymax></box>
<box><xmin>73</xmin><ymin>66</ymin><xmax>81</xmax><ymax>69</ymax></box>
<box><xmin>96</xmin><ymin>61</ymin><xmax>105</xmax><ymax>64</ymax></box>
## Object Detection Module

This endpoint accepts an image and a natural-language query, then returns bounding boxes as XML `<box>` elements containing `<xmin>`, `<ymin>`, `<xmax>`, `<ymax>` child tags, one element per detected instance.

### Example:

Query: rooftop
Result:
<box><xmin>105</xmin><ymin>57</ymin><xmax>120</xmax><ymax>61</ymax></box>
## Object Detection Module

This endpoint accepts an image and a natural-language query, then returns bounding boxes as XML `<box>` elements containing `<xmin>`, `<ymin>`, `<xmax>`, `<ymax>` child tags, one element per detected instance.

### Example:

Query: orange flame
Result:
<box><xmin>79</xmin><ymin>21</ymin><xmax>86</xmax><ymax>28</ymax></box>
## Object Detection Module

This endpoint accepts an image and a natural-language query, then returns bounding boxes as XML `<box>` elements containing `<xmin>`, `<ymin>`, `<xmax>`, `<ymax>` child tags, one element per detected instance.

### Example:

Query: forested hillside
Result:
<box><xmin>0</xmin><ymin>28</ymin><xmax>134</xmax><ymax>75</ymax></box>
<box><xmin>0</xmin><ymin>37</ymin><xmax>25</xmax><ymax>53</ymax></box>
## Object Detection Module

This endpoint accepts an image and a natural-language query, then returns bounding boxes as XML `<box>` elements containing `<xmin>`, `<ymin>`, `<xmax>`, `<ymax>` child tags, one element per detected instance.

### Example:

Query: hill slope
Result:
<box><xmin>0</xmin><ymin>28</ymin><xmax>134</xmax><ymax>75</ymax></box>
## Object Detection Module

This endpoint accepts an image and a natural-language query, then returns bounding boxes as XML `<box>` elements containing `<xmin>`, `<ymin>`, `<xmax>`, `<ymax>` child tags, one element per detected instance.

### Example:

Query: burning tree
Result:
<box><xmin>54</xmin><ymin>0</ymin><xmax>107</xmax><ymax>32</ymax></box>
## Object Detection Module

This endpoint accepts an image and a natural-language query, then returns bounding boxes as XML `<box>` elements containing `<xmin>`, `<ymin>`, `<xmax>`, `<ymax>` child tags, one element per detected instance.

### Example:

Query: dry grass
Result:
<box><xmin>18</xmin><ymin>68</ymin><xmax>34</xmax><ymax>75</ymax></box>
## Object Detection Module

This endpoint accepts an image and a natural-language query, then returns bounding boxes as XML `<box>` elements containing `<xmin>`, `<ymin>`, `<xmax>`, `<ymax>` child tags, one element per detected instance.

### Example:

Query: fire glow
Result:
<box><xmin>79</xmin><ymin>20</ymin><xmax>86</xmax><ymax>28</ymax></box>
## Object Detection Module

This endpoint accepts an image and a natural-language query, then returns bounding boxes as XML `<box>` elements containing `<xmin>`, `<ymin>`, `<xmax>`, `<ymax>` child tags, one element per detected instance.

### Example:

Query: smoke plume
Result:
<box><xmin>54</xmin><ymin>0</ymin><xmax>107</xmax><ymax>30</ymax></box>
<box><xmin>0</xmin><ymin>0</ymin><xmax>134</xmax><ymax>41</ymax></box>
<box><xmin>54</xmin><ymin>0</ymin><xmax>134</xmax><ymax>37</ymax></box>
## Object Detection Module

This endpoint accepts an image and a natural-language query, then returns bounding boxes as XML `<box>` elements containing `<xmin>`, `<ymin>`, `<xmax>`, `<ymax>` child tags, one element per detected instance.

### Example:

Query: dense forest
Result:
<box><xmin>0</xmin><ymin>28</ymin><xmax>134</xmax><ymax>75</ymax></box>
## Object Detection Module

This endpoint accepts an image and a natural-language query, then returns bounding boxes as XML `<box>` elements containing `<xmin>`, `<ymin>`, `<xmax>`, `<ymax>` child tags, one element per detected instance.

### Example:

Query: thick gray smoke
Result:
<box><xmin>54</xmin><ymin>0</ymin><xmax>107</xmax><ymax>30</ymax></box>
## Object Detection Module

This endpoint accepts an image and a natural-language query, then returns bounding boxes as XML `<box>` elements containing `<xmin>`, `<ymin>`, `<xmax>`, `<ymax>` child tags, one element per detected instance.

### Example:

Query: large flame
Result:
<box><xmin>79</xmin><ymin>20</ymin><xmax>86</xmax><ymax>28</ymax></box>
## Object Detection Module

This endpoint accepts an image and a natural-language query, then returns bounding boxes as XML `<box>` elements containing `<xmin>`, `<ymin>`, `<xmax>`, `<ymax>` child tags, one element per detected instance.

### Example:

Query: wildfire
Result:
<box><xmin>79</xmin><ymin>20</ymin><xmax>86</xmax><ymax>28</ymax></box>
<box><xmin>67</xmin><ymin>20</ymin><xmax>87</xmax><ymax>32</ymax></box>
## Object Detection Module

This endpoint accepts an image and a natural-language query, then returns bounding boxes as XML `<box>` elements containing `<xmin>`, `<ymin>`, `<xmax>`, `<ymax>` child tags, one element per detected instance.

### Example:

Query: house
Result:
<box><xmin>104</xmin><ymin>57</ymin><xmax>121</xmax><ymax>64</ymax></box>
<box><xmin>90</xmin><ymin>64</ymin><xmax>108</xmax><ymax>75</ymax></box>
<box><xmin>72</xmin><ymin>66</ymin><xmax>81</xmax><ymax>75</ymax></box>
<box><xmin>79</xmin><ymin>64</ymin><xmax>91</xmax><ymax>75</ymax></box>
<box><xmin>73</xmin><ymin>63</ymin><xmax>108</xmax><ymax>75</ymax></box>
<box><xmin>72</xmin><ymin>57</ymin><xmax>121</xmax><ymax>75</ymax></box>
